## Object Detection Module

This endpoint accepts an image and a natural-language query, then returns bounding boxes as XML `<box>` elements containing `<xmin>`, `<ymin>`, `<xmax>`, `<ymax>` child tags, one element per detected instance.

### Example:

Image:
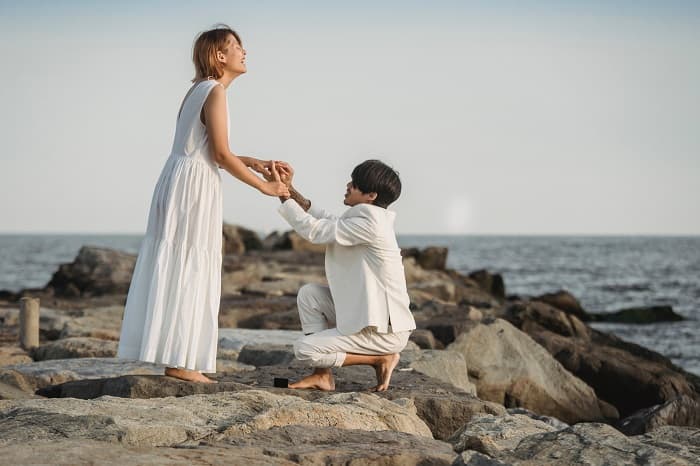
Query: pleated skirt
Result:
<box><xmin>117</xmin><ymin>154</ymin><xmax>223</xmax><ymax>372</ymax></box>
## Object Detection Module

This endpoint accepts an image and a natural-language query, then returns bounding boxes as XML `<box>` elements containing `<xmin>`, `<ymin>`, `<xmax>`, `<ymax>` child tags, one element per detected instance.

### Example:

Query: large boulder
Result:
<box><xmin>447</xmin><ymin>318</ymin><xmax>613</xmax><ymax>424</ymax></box>
<box><xmin>401</xmin><ymin>247</ymin><xmax>448</xmax><ymax>270</ymax></box>
<box><xmin>46</xmin><ymin>246</ymin><xmax>136</xmax><ymax>297</ymax></box>
<box><xmin>399</xmin><ymin>349</ymin><xmax>477</xmax><ymax>395</ymax></box>
<box><xmin>467</xmin><ymin>270</ymin><xmax>506</xmax><ymax>300</ymax></box>
<box><xmin>504</xmin><ymin>300</ymin><xmax>700</xmax><ymax>418</ymax></box>
<box><xmin>222</xmin><ymin>224</ymin><xmax>262</xmax><ymax>254</ymax></box>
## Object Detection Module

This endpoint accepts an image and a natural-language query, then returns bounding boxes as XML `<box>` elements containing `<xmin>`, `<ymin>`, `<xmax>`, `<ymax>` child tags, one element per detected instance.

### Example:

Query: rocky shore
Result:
<box><xmin>0</xmin><ymin>224</ymin><xmax>698</xmax><ymax>465</ymax></box>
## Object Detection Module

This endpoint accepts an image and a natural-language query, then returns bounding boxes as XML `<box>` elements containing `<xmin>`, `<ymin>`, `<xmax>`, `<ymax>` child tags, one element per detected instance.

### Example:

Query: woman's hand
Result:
<box><xmin>260</xmin><ymin>162</ymin><xmax>291</xmax><ymax>197</ymax></box>
<box><xmin>274</xmin><ymin>161</ymin><xmax>294</xmax><ymax>187</ymax></box>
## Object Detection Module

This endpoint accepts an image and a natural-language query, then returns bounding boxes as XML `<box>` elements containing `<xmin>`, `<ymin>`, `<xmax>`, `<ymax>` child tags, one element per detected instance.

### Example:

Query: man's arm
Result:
<box><xmin>278</xmin><ymin>200</ymin><xmax>376</xmax><ymax>246</ymax></box>
<box><xmin>280</xmin><ymin>185</ymin><xmax>311</xmax><ymax>212</ymax></box>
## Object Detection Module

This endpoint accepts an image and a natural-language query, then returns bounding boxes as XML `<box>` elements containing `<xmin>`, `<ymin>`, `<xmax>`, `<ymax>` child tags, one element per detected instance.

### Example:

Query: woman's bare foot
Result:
<box><xmin>289</xmin><ymin>368</ymin><xmax>335</xmax><ymax>391</ymax></box>
<box><xmin>371</xmin><ymin>353</ymin><xmax>400</xmax><ymax>392</ymax></box>
<box><xmin>164</xmin><ymin>367</ymin><xmax>217</xmax><ymax>384</ymax></box>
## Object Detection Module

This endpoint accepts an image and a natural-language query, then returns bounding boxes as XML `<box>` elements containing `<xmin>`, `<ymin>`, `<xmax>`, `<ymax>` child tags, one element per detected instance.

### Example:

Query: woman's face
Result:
<box><xmin>223</xmin><ymin>34</ymin><xmax>246</xmax><ymax>75</ymax></box>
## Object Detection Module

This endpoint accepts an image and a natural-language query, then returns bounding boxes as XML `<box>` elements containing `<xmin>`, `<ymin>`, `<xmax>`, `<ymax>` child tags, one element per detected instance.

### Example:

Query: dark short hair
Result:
<box><xmin>351</xmin><ymin>160</ymin><xmax>402</xmax><ymax>208</ymax></box>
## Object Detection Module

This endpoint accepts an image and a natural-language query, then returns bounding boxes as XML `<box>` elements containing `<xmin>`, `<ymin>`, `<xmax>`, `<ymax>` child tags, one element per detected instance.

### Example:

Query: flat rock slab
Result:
<box><xmin>0</xmin><ymin>358</ymin><xmax>165</xmax><ymax>392</ymax></box>
<box><xmin>0</xmin><ymin>390</ymin><xmax>432</xmax><ymax>447</ymax></box>
<box><xmin>218</xmin><ymin>328</ymin><xmax>303</xmax><ymax>351</ymax></box>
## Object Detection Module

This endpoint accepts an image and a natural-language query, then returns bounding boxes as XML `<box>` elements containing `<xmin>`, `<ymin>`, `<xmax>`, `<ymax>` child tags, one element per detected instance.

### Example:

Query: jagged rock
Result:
<box><xmin>618</xmin><ymin>395</ymin><xmax>700</xmax><ymax>435</ymax></box>
<box><xmin>449</xmin><ymin>413</ymin><xmax>559</xmax><ymax>456</ymax></box>
<box><xmin>402</xmin><ymin>247</ymin><xmax>448</xmax><ymax>270</ymax></box>
<box><xmin>458</xmin><ymin>450</ymin><xmax>512</xmax><ymax>465</ymax></box>
<box><xmin>497</xmin><ymin>422</ymin><xmax>698</xmax><ymax>465</ymax></box>
<box><xmin>399</xmin><ymin>350</ymin><xmax>477</xmax><ymax>395</ymax></box>
<box><xmin>467</xmin><ymin>270</ymin><xmax>505</xmax><ymax>300</ymax></box>
<box><xmin>45</xmin><ymin>247</ymin><xmax>136</xmax><ymax>297</ymax></box>
<box><xmin>532</xmin><ymin>290</ymin><xmax>590</xmax><ymax>321</ymax></box>
<box><xmin>590</xmin><ymin>305</ymin><xmax>685</xmax><ymax>324</ymax></box>
<box><xmin>504</xmin><ymin>300</ymin><xmax>699</xmax><ymax>418</ymax></box>
<box><xmin>0</xmin><ymin>390</ymin><xmax>432</xmax><ymax>446</ymax></box>
<box><xmin>222</xmin><ymin>223</ymin><xmax>262</xmax><ymax>254</ymax></box>
<box><xmin>640</xmin><ymin>425</ymin><xmax>700</xmax><ymax>464</ymax></box>
<box><xmin>506</xmin><ymin>407</ymin><xmax>570</xmax><ymax>430</ymax></box>
<box><xmin>447</xmin><ymin>318</ymin><xmax>612</xmax><ymax>424</ymax></box>
<box><xmin>31</xmin><ymin>337</ymin><xmax>117</xmax><ymax>361</ymax></box>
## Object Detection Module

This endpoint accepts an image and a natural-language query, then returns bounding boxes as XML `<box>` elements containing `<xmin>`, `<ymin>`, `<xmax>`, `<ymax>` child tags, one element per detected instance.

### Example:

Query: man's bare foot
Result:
<box><xmin>289</xmin><ymin>368</ymin><xmax>335</xmax><ymax>391</ymax></box>
<box><xmin>164</xmin><ymin>367</ymin><xmax>217</xmax><ymax>384</ymax></box>
<box><xmin>371</xmin><ymin>353</ymin><xmax>400</xmax><ymax>392</ymax></box>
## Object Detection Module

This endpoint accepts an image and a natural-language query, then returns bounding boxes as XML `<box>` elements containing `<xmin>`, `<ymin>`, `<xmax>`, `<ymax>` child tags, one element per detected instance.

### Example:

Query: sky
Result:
<box><xmin>0</xmin><ymin>0</ymin><xmax>698</xmax><ymax>235</ymax></box>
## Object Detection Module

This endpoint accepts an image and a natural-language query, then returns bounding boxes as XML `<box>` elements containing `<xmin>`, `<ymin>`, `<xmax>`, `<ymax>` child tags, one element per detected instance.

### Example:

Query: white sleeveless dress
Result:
<box><xmin>117</xmin><ymin>80</ymin><xmax>226</xmax><ymax>372</ymax></box>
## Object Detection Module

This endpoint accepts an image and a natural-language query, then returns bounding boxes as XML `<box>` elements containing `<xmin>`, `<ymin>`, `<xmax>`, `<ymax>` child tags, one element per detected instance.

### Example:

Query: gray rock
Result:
<box><xmin>448</xmin><ymin>413</ymin><xmax>559</xmax><ymax>456</ymax></box>
<box><xmin>0</xmin><ymin>346</ymin><xmax>32</xmax><ymax>366</ymax></box>
<box><xmin>641</xmin><ymin>425</ymin><xmax>700</xmax><ymax>464</ymax></box>
<box><xmin>0</xmin><ymin>390</ymin><xmax>432</xmax><ymax>447</ymax></box>
<box><xmin>618</xmin><ymin>395</ymin><xmax>700</xmax><ymax>435</ymax></box>
<box><xmin>457</xmin><ymin>450</ymin><xmax>512</xmax><ymax>466</ymax></box>
<box><xmin>218</xmin><ymin>328</ymin><xmax>303</xmax><ymax>351</ymax></box>
<box><xmin>0</xmin><ymin>358</ymin><xmax>165</xmax><ymax>393</ymax></box>
<box><xmin>237</xmin><ymin>344</ymin><xmax>296</xmax><ymax>366</ymax></box>
<box><xmin>590</xmin><ymin>305</ymin><xmax>685</xmax><ymax>324</ymax></box>
<box><xmin>32</xmin><ymin>337</ymin><xmax>118</xmax><ymax>361</ymax></box>
<box><xmin>499</xmin><ymin>422</ymin><xmax>696</xmax><ymax>465</ymax></box>
<box><xmin>46</xmin><ymin>246</ymin><xmax>136</xmax><ymax>297</ymax></box>
<box><xmin>409</xmin><ymin>329</ymin><xmax>444</xmax><ymax>349</ymax></box>
<box><xmin>506</xmin><ymin>407</ymin><xmax>569</xmax><ymax>430</ymax></box>
<box><xmin>399</xmin><ymin>349</ymin><xmax>477</xmax><ymax>395</ymax></box>
<box><xmin>448</xmin><ymin>318</ymin><xmax>608</xmax><ymax>424</ymax></box>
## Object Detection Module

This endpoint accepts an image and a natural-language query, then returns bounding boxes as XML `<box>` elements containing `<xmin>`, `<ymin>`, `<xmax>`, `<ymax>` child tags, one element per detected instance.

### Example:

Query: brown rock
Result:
<box><xmin>467</xmin><ymin>270</ymin><xmax>506</xmax><ymax>300</ymax></box>
<box><xmin>504</xmin><ymin>300</ymin><xmax>700</xmax><ymax>418</ymax></box>
<box><xmin>533</xmin><ymin>290</ymin><xmax>590</xmax><ymax>321</ymax></box>
<box><xmin>618</xmin><ymin>395</ymin><xmax>700</xmax><ymax>435</ymax></box>
<box><xmin>223</xmin><ymin>224</ymin><xmax>262</xmax><ymax>255</ymax></box>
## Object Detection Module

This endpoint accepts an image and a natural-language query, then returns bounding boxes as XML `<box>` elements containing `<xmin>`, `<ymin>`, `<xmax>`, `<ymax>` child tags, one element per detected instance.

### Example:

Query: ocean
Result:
<box><xmin>0</xmin><ymin>234</ymin><xmax>698</xmax><ymax>375</ymax></box>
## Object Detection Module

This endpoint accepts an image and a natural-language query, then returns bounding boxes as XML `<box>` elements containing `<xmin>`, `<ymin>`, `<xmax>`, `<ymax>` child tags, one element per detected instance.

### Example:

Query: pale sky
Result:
<box><xmin>1</xmin><ymin>1</ymin><xmax>698</xmax><ymax>235</ymax></box>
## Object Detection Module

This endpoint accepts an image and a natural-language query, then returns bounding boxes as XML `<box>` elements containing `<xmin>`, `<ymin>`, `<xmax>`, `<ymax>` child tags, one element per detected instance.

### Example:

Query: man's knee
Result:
<box><xmin>296</xmin><ymin>283</ymin><xmax>322</xmax><ymax>310</ymax></box>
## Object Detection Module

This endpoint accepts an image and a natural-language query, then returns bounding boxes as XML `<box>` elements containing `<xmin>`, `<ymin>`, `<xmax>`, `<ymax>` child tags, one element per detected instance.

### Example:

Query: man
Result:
<box><xmin>269</xmin><ymin>159</ymin><xmax>416</xmax><ymax>391</ymax></box>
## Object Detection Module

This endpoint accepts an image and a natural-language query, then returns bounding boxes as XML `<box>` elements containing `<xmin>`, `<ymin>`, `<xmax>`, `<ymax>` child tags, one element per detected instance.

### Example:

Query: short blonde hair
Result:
<box><xmin>192</xmin><ymin>24</ymin><xmax>241</xmax><ymax>82</ymax></box>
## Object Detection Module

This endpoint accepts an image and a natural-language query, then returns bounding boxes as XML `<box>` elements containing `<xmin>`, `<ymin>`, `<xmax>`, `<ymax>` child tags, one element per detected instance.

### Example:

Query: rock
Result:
<box><xmin>0</xmin><ymin>358</ymin><xmax>165</xmax><ymax>393</ymax></box>
<box><xmin>0</xmin><ymin>346</ymin><xmax>32</xmax><ymax>366</ymax></box>
<box><xmin>223</xmin><ymin>425</ymin><xmax>457</xmax><ymax>465</ymax></box>
<box><xmin>263</xmin><ymin>230</ymin><xmax>326</xmax><ymax>253</ymax></box>
<box><xmin>447</xmin><ymin>318</ymin><xmax>610</xmax><ymax>424</ymax></box>
<box><xmin>402</xmin><ymin>247</ymin><xmax>448</xmax><ymax>270</ymax></box>
<box><xmin>504</xmin><ymin>300</ymin><xmax>699</xmax><ymax>418</ymax></box>
<box><xmin>399</xmin><ymin>349</ymin><xmax>477</xmax><ymax>395</ymax></box>
<box><xmin>409</xmin><ymin>281</ymin><xmax>457</xmax><ymax>302</ymax></box>
<box><xmin>497</xmin><ymin>422</ymin><xmax>697</xmax><ymax>465</ymax></box>
<box><xmin>58</xmin><ymin>305</ymin><xmax>124</xmax><ymax>340</ymax></box>
<box><xmin>448</xmin><ymin>413</ymin><xmax>559</xmax><ymax>456</ymax></box>
<box><xmin>618</xmin><ymin>395</ymin><xmax>700</xmax><ymax>435</ymax></box>
<box><xmin>0</xmin><ymin>428</ymin><xmax>459</xmax><ymax>466</ymax></box>
<box><xmin>641</xmin><ymin>425</ymin><xmax>700</xmax><ymax>464</ymax></box>
<box><xmin>45</xmin><ymin>246</ymin><xmax>136</xmax><ymax>297</ymax></box>
<box><xmin>506</xmin><ymin>407</ymin><xmax>570</xmax><ymax>430</ymax></box>
<box><xmin>222</xmin><ymin>223</ymin><xmax>262</xmax><ymax>254</ymax></box>
<box><xmin>31</xmin><ymin>337</ymin><xmax>117</xmax><ymax>361</ymax></box>
<box><xmin>0</xmin><ymin>390</ymin><xmax>432</xmax><ymax>446</ymax></box>
<box><xmin>218</xmin><ymin>328</ymin><xmax>304</xmax><ymax>352</ymax></box>
<box><xmin>0</xmin><ymin>381</ymin><xmax>40</xmax><ymax>400</ymax></box>
<box><xmin>467</xmin><ymin>270</ymin><xmax>505</xmax><ymax>300</ymax></box>
<box><xmin>0</xmin><ymin>440</ymin><xmax>289</xmax><ymax>466</ymax></box>
<box><xmin>241</xmin><ymin>277</ymin><xmax>306</xmax><ymax>297</ymax></box>
<box><xmin>458</xmin><ymin>450</ymin><xmax>512</xmax><ymax>465</ymax></box>
<box><xmin>409</xmin><ymin>329</ymin><xmax>444</xmax><ymax>349</ymax></box>
<box><xmin>590</xmin><ymin>305</ymin><xmax>685</xmax><ymax>324</ymax></box>
<box><xmin>532</xmin><ymin>290</ymin><xmax>590</xmax><ymax>321</ymax></box>
<box><xmin>216</xmin><ymin>359</ymin><xmax>255</xmax><ymax>373</ymax></box>
<box><xmin>237</xmin><ymin>344</ymin><xmax>296</xmax><ymax>366</ymax></box>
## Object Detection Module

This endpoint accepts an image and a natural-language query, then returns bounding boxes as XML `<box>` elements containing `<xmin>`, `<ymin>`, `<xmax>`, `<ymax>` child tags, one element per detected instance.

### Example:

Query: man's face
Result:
<box><xmin>343</xmin><ymin>180</ymin><xmax>376</xmax><ymax>206</ymax></box>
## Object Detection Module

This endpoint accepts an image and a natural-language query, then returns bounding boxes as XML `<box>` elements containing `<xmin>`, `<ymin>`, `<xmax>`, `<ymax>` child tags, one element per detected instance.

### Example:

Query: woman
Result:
<box><xmin>117</xmin><ymin>25</ymin><xmax>289</xmax><ymax>383</ymax></box>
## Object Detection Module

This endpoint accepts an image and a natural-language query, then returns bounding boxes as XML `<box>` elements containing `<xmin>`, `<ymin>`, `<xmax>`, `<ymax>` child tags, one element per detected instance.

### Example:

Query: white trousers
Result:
<box><xmin>294</xmin><ymin>283</ymin><xmax>411</xmax><ymax>368</ymax></box>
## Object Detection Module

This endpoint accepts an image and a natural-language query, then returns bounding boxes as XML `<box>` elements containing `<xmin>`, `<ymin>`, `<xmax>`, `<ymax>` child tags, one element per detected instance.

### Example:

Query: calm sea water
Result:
<box><xmin>0</xmin><ymin>234</ymin><xmax>698</xmax><ymax>375</ymax></box>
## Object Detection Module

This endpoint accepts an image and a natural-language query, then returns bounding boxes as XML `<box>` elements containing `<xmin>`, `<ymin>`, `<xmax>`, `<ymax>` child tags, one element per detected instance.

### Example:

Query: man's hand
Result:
<box><xmin>247</xmin><ymin>158</ymin><xmax>272</xmax><ymax>178</ymax></box>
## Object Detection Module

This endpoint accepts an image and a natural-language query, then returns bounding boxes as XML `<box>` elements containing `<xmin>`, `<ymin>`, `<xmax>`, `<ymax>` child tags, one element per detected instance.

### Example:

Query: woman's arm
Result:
<box><xmin>203</xmin><ymin>86</ymin><xmax>288</xmax><ymax>197</ymax></box>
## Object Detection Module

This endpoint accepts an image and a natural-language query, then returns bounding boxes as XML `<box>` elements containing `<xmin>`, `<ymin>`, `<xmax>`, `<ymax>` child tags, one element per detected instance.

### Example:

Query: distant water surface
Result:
<box><xmin>0</xmin><ymin>234</ymin><xmax>698</xmax><ymax>375</ymax></box>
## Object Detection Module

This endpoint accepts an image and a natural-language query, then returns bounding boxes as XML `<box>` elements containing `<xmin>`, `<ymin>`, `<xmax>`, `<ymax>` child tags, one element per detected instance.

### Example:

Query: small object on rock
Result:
<box><xmin>273</xmin><ymin>377</ymin><xmax>289</xmax><ymax>388</ymax></box>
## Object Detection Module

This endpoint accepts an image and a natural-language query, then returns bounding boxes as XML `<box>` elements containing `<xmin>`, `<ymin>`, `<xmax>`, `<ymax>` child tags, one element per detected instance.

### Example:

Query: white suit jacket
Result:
<box><xmin>278</xmin><ymin>199</ymin><xmax>416</xmax><ymax>336</ymax></box>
